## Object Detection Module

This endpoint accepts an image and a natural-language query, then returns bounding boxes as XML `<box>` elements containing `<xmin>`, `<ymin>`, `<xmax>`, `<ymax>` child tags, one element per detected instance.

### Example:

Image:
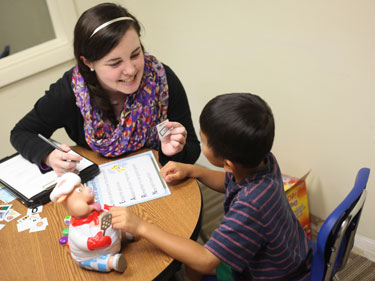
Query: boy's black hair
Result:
<box><xmin>199</xmin><ymin>93</ymin><xmax>275</xmax><ymax>168</ymax></box>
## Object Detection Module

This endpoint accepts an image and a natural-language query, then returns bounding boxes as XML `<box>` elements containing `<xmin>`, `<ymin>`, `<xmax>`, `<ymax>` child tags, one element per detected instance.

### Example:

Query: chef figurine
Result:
<box><xmin>50</xmin><ymin>173</ymin><xmax>126</xmax><ymax>273</ymax></box>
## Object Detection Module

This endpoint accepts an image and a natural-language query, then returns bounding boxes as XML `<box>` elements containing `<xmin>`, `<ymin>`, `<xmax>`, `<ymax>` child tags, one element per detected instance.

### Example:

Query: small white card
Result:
<box><xmin>0</xmin><ymin>204</ymin><xmax>12</xmax><ymax>221</ymax></box>
<box><xmin>17</xmin><ymin>215</ymin><xmax>32</xmax><ymax>232</ymax></box>
<box><xmin>4</xmin><ymin>209</ymin><xmax>21</xmax><ymax>222</ymax></box>
<box><xmin>156</xmin><ymin>119</ymin><xmax>171</xmax><ymax>139</ymax></box>
<box><xmin>17</xmin><ymin>213</ymin><xmax>48</xmax><ymax>232</ymax></box>
<box><xmin>27</xmin><ymin>205</ymin><xmax>43</xmax><ymax>216</ymax></box>
<box><xmin>29</xmin><ymin>217</ymin><xmax>48</xmax><ymax>232</ymax></box>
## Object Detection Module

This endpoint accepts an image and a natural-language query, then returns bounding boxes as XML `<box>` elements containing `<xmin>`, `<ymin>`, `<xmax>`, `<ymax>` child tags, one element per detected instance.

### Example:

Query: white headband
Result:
<box><xmin>90</xmin><ymin>16</ymin><xmax>134</xmax><ymax>39</ymax></box>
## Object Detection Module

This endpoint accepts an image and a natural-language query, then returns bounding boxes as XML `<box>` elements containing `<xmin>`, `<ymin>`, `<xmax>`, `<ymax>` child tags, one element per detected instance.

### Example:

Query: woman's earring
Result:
<box><xmin>90</xmin><ymin>67</ymin><xmax>94</xmax><ymax>72</ymax></box>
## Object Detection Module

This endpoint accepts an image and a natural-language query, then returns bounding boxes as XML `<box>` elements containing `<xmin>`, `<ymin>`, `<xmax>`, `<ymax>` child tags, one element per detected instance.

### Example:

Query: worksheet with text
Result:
<box><xmin>87</xmin><ymin>151</ymin><xmax>170</xmax><ymax>207</ymax></box>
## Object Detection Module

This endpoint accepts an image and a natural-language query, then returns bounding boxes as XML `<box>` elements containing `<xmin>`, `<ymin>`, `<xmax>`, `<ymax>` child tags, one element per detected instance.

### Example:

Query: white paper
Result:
<box><xmin>69</xmin><ymin>150</ymin><xmax>93</xmax><ymax>171</ymax></box>
<box><xmin>88</xmin><ymin>151</ymin><xmax>170</xmax><ymax>207</ymax></box>
<box><xmin>0</xmin><ymin>155</ymin><xmax>57</xmax><ymax>199</ymax></box>
<box><xmin>0</xmin><ymin>152</ymin><xmax>95</xmax><ymax>200</ymax></box>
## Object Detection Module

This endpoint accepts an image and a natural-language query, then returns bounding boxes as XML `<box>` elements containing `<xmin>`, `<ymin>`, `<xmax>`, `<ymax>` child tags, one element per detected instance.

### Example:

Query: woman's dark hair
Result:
<box><xmin>199</xmin><ymin>93</ymin><xmax>275</xmax><ymax>168</ymax></box>
<box><xmin>74</xmin><ymin>3</ymin><xmax>142</xmax><ymax>123</ymax></box>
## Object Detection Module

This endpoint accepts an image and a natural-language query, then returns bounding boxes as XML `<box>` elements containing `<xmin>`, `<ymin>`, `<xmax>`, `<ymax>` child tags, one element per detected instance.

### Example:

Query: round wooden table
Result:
<box><xmin>0</xmin><ymin>147</ymin><xmax>202</xmax><ymax>281</ymax></box>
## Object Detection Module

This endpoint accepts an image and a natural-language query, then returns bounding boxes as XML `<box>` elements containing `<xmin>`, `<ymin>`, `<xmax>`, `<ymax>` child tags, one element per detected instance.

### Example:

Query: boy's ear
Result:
<box><xmin>223</xmin><ymin>159</ymin><xmax>235</xmax><ymax>173</ymax></box>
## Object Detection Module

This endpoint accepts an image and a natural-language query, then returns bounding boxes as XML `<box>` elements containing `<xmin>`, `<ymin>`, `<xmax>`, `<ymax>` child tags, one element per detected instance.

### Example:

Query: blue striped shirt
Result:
<box><xmin>205</xmin><ymin>153</ymin><xmax>312</xmax><ymax>280</ymax></box>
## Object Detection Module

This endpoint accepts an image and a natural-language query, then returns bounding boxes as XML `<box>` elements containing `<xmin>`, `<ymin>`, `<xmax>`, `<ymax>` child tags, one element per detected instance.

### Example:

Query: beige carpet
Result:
<box><xmin>336</xmin><ymin>253</ymin><xmax>375</xmax><ymax>281</ymax></box>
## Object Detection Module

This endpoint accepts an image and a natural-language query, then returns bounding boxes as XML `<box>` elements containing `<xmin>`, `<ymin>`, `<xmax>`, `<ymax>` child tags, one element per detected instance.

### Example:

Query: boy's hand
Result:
<box><xmin>160</xmin><ymin>121</ymin><xmax>186</xmax><ymax>156</ymax></box>
<box><xmin>110</xmin><ymin>207</ymin><xmax>143</xmax><ymax>238</ymax></box>
<box><xmin>160</xmin><ymin>161</ymin><xmax>190</xmax><ymax>183</ymax></box>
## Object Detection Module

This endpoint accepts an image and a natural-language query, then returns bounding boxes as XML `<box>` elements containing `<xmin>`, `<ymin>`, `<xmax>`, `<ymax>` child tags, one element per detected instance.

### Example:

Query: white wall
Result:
<box><xmin>123</xmin><ymin>0</ymin><xmax>375</xmax><ymax>242</ymax></box>
<box><xmin>1</xmin><ymin>0</ymin><xmax>374</xmax><ymax>247</ymax></box>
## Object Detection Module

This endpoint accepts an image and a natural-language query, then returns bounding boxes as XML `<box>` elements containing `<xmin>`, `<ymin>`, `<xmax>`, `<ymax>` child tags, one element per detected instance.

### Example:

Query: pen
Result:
<box><xmin>37</xmin><ymin>134</ymin><xmax>65</xmax><ymax>153</ymax></box>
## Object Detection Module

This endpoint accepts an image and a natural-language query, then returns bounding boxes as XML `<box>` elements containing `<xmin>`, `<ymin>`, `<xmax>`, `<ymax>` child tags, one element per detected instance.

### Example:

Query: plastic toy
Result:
<box><xmin>50</xmin><ymin>173</ymin><xmax>126</xmax><ymax>273</ymax></box>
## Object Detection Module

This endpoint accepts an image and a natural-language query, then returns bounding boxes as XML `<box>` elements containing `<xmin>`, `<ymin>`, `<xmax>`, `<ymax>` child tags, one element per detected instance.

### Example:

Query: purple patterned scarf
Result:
<box><xmin>72</xmin><ymin>53</ymin><xmax>169</xmax><ymax>157</ymax></box>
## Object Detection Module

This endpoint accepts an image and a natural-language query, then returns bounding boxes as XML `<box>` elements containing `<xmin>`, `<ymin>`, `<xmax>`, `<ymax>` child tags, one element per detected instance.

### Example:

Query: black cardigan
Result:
<box><xmin>10</xmin><ymin>64</ymin><xmax>200</xmax><ymax>166</ymax></box>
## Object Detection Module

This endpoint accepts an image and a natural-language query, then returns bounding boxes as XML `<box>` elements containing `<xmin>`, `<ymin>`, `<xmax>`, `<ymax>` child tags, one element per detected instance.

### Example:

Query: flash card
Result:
<box><xmin>17</xmin><ymin>214</ymin><xmax>37</xmax><ymax>231</ymax></box>
<box><xmin>4</xmin><ymin>209</ymin><xmax>21</xmax><ymax>222</ymax></box>
<box><xmin>27</xmin><ymin>205</ymin><xmax>43</xmax><ymax>216</ymax></box>
<box><xmin>17</xmin><ymin>215</ymin><xmax>32</xmax><ymax>232</ymax></box>
<box><xmin>29</xmin><ymin>217</ymin><xmax>48</xmax><ymax>232</ymax></box>
<box><xmin>0</xmin><ymin>204</ymin><xmax>12</xmax><ymax>221</ymax></box>
<box><xmin>157</xmin><ymin>119</ymin><xmax>171</xmax><ymax>139</ymax></box>
<box><xmin>17</xmin><ymin>214</ymin><xmax>31</xmax><ymax>224</ymax></box>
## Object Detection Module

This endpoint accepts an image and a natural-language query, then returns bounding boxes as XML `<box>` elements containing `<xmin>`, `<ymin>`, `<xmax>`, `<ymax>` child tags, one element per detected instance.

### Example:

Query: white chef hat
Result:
<box><xmin>50</xmin><ymin>172</ymin><xmax>81</xmax><ymax>202</ymax></box>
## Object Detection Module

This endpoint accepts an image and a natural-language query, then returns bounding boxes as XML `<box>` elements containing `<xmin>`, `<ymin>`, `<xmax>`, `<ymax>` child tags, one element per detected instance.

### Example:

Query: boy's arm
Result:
<box><xmin>110</xmin><ymin>206</ymin><xmax>221</xmax><ymax>274</ymax></box>
<box><xmin>161</xmin><ymin>162</ymin><xmax>226</xmax><ymax>193</ymax></box>
<box><xmin>140</xmin><ymin>221</ymin><xmax>221</xmax><ymax>274</ymax></box>
<box><xmin>189</xmin><ymin>165</ymin><xmax>226</xmax><ymax>193</ymax></box>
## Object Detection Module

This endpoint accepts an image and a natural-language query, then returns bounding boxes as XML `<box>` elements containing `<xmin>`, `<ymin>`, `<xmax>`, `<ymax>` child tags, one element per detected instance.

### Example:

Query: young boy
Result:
<box><xmin>110</xmin><ymin>93</ymin><xmax>312</xmax><ymax>280</ymax></box>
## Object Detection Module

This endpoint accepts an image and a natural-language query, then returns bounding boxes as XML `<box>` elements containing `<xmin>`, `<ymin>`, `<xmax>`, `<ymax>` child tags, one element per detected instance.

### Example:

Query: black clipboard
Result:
<box><xmin>0</xmin><ymin>152</ymin><xmax>99</xmax><ymax>208</ymax></box>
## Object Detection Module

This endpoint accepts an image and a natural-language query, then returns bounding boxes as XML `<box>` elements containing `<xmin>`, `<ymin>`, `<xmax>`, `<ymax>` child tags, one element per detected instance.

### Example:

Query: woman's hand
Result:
<box><xmin>160</xmin><ymin>121</ymin><xmax>187</xmax><ymax>156</ymax></box>
<box><xmin>160</xmin><ymin>161</ymin><xmax>191</xmax><ymax>183</ymax></box>
<box><xmin>44</xmin><ymin>144</ymin><xmax>82</xmax><ymax>176</ymax></box>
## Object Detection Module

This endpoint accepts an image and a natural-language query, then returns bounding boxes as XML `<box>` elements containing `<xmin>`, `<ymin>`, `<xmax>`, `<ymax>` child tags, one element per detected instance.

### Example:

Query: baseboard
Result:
<box><xmin>353</xmin><ymin>234</ymin><xmax>375</xmax><ymax>262</ymax></box>
<box><xmin>310</xmin><ymin>214</ymin><xmax>375</xmax><ymax>262</ymax></box>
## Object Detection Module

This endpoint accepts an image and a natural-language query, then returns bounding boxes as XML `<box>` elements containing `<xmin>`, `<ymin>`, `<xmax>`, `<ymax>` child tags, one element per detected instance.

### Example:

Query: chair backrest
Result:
<box><xmin>310</xmin><ymin>167</ymin><xmax>370</xmax><ymax>281</ymax></box>
<box><xmin>0</xmin><ymin>45</ymin><xmax>10</xmax><ymax>59</ymax></box>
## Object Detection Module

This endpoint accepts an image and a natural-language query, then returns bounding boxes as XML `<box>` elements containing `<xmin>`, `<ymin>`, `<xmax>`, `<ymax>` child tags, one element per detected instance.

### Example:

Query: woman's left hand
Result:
<box><xmin>160</xmin><ymin>121</ymin><xmax>187</xmax><ymax>156</ymax></box>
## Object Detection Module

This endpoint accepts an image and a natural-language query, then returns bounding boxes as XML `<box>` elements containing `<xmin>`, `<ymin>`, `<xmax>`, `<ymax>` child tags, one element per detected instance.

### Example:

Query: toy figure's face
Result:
<box><xmin>63</xmin><ymin>184</ymin><xmax>96</xmax><ymax>219</ymax></box>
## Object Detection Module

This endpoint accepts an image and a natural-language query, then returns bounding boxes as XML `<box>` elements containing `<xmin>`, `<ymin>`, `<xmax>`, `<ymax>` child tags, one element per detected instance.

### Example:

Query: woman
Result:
<box><xmin>10</xmin><ymin>3</ymin><xmax>200</xmax><ymax>176</ymax></box>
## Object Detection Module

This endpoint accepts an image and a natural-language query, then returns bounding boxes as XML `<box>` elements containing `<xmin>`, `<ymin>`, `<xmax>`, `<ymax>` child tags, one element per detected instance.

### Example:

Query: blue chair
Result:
<box><xmin>310</xmin><ymin>167</ymin><xmax>370</xmax><ymax>281</ymax></box>
<box><xmin>0</xmin><ymin>45</ymin><xmax>10</xmax><ymax>59</ymax></box>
